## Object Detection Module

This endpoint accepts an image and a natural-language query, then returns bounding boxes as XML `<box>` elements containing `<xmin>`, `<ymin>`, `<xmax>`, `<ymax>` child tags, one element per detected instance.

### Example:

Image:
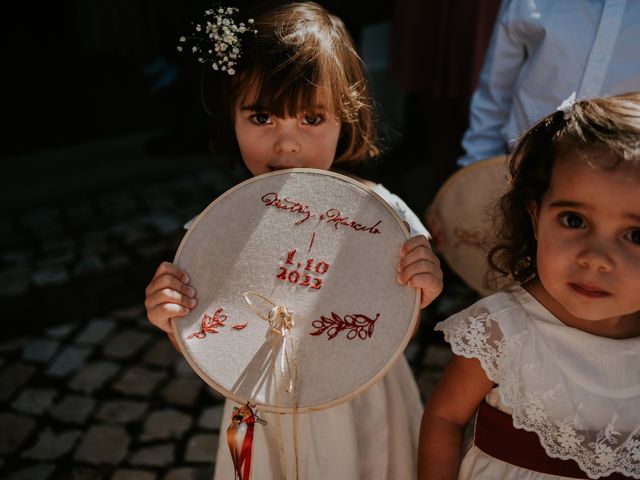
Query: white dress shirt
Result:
<box><xmin>458</xmin><ymin>0</ymin><xmax>640</xmax><ymax>166</ymax></box>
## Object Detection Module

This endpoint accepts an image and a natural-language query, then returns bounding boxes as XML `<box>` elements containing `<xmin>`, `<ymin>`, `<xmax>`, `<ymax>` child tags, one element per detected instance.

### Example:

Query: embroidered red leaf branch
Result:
<box><xmin>310</xmin><ymin>312</ymin><xmax>380</xmax><ymax>340</ymax></box>
<box><xmin>187</xmin><ymin>308</ymin><xmax>247</xmax><ymax>339</ymax></box>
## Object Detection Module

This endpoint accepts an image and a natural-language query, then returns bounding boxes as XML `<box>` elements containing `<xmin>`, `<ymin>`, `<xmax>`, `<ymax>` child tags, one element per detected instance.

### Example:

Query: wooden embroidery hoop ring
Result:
<box><xmin>430</xmin><ymin>155</ymin><xmax>510</xmax><ymax>295</ymax></box>
<box><xmin>171</xmin><ymin>168</ymin><xmax>420</xmax><ymax>413</ymax></box>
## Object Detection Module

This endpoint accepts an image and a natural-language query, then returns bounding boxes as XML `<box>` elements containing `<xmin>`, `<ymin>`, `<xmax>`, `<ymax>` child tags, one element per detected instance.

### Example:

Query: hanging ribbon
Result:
<box><xmin>243</xmin><ymin>291</ymin><xmax>300</xmax><ymax>480</ymax></box>
<box><xmin>227</xmin><ymin>404</ymin><xmax>258</xmax><ymax>480</ymax></box>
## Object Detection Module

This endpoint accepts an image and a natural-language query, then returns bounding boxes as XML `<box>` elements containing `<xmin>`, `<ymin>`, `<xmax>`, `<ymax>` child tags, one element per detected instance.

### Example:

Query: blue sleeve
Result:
<box><xmin>458</xmin><ymin>0</ymin><xmax>527</xmax><ymax>166</ymax></box>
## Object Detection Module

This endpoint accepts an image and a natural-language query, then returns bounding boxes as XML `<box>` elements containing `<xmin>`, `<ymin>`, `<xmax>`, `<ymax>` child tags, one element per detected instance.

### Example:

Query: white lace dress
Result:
<box><xmin>436</xmin><ymin>286</ymin><xmax>640</xmax><ymax>479</ymax></box>
<box><xmin>212</xmin><ymin>184</ymin><xmax>428</xmax><ymax>480</ymax></box>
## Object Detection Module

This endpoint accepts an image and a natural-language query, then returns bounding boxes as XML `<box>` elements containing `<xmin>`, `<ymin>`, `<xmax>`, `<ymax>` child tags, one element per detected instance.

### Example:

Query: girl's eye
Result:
<box><xmin>624</xmin><ymin>229</ymin><xmax>640</xmax><ymax>245</ymax></box>
<box><xmin>250</xmin><ymin>113</ymin><xmax>271</xmax><ymax>125</ymax></box>
<box><xmin>559</xmin><ymin>213</ymin><xmax>585</xmax><ymax>229</ymax></box>
<box><xmin>302</xmin><ymin>114</ymin><xmax>323</xmax><ymax>126</ymax></box>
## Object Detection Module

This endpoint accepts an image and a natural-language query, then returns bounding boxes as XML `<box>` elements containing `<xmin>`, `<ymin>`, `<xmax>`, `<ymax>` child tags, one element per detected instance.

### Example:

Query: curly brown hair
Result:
<box><xmin>487</xmin><ymin>91</ymin><xmax>640</xmax><ymax>286</ymax></box>
<box><xmin>200</xmin><ymin>1</ymin><xmax>379</xmax><ymax>166</ymax></box>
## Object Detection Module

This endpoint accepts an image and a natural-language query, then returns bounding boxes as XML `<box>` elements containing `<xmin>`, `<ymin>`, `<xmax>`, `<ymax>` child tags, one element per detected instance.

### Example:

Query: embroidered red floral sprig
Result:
<box><xmin>310</xmin><ymin>312</ymin><xmax>380</xmax><ymax>340</ymax></box>
<box><xmin>187</xmin><ymin>307</ymin><xmax>228</xmax><ymax>339</ymax></box>
<box><xmin>187</xmin><ymin>307</ymin><xmax>251</xmax><ymax>339</ymax></box>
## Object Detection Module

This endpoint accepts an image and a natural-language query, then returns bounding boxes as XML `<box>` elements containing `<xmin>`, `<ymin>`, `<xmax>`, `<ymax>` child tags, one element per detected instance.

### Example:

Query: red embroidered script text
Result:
<box><xmin>319</xmin><ymin>209</ymin><xmax>381</xmax><ymax>234</ymax></box>
<box><xmin>261</xmin><ymin>192</ymin><xmax>382</xmax><ymax>235</ymax></box>
<box><xmin>261</xmin><ymin>192</ymin><xmax>314</xmax><ymax>225</ymax></box>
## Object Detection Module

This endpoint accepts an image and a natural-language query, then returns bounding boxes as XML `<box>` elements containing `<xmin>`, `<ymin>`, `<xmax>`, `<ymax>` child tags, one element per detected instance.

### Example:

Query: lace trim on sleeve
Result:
<box><xmin>435</xmin><ymin>308</ymin><xmax>526</xmax><ymax>386</ymax></box>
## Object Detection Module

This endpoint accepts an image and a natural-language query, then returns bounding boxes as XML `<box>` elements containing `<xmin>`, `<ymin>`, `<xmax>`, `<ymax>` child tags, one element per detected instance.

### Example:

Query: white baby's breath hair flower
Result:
<box><xmin>177</xmin><ymin>5</ymin><xmax>257</xmax><ymax>76</ymax></box>
<box><xmin>556</xmin><ymin>91</ymin><xmax>577</xmax><ymax>120</ymax></box>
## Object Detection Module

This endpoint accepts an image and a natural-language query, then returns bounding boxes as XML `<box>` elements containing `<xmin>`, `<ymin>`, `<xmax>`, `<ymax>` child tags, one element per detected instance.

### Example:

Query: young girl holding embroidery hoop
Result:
<box><xmin>144</xmin><ymin>2</ymin><xmax>443</xmax><ymax>479</ymax></box>
<box><xmin>418</xmin><ymin>92</ymin><xmax>640</xmax><ymax>479</ymax></box>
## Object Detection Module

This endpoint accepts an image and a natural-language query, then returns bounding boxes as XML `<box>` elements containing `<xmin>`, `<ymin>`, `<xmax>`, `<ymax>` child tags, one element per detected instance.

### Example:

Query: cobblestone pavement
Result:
<box><xmin>0</xmin><ymin>299</ymin><xmax>456</xmax><ymax>480</ymax></box>
<box><xmin>1</xmin><ymin>139</ymin><xmax>477</xmax><ymax>479</ymax></box>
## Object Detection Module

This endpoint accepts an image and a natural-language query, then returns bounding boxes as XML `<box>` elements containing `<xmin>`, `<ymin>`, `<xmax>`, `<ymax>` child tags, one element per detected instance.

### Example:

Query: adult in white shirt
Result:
<box><xmin>426</xmin><ymin>0</ymin><xmax>640</xmax><ymax>251</ymax></box>
<box><xmin>457</xmin><ymin>0</ymin><xmax>640</xmax><ymax>167</ymax></box>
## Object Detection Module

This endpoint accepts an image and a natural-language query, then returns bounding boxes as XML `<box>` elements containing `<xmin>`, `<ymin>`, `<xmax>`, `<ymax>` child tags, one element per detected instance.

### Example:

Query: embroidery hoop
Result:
<box><xmin>172</xmin><ymin>169</ymin><xmax>420</xmax><ymax>413</ymax></box>
<box><xmin>430</xmin><ymin>156</ymin><xmax>510</xmax><ymax>295</ymax></box>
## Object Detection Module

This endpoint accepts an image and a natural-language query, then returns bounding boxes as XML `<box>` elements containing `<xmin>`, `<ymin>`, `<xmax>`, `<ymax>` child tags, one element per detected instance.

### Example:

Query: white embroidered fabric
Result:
<box><xmin>436</xmin><ymin>286</ymin><xmax>640</xmax><ymax>479</ymax></box>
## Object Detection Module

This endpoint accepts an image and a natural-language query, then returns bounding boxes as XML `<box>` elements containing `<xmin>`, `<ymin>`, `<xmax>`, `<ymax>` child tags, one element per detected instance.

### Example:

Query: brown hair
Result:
<box><xmin>202</xmin><ymin>1</ymin><xmax>379</xmax><ymax>165</ymax></box>
<box><xmin>488</xmin><ymin>91</ymin><xmax>640</xmax><ymax>286</ymax></box>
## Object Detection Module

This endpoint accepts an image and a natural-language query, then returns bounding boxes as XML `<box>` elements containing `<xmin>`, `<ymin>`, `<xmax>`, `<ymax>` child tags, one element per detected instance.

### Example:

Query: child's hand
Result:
<box><xmin>144</xmin><ymin>262</ymin><xmax>197</xmax><ymax>343</ymax></box>
<box><xmin>397</xmin><ymin>235</ymin><xmax>443</xmax><ymax>308</ymax></box>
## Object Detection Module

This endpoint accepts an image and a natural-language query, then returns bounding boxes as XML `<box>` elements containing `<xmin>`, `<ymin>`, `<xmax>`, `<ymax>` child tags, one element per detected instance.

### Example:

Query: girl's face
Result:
<box><xmin>528</xmin><ymin>151</ymin><xmax>640</xmax><ymax>337</ymax></box>
<box><xmin>233</xmin><ymin>88</ymin><xmax>341</xmax><ymax>176</ymax></box>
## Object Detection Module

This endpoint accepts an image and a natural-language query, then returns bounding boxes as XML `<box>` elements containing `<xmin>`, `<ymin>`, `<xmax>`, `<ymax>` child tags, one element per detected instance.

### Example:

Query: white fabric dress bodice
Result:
<box><xmin>436</xmin><ymin>286</ymin><xmax>640</xmax><ymax>479</ymax></box>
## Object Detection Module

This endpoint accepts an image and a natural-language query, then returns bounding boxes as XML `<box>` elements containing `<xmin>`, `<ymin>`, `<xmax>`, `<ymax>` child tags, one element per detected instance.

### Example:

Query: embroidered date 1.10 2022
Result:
<box><xmin>276</xmin><ymin>248</ymin><xmax>329</xmax><ymax>290</ymax></box>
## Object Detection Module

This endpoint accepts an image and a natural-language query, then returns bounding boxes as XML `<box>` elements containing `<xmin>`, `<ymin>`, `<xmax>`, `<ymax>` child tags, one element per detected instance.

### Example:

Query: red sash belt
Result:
<box><xmin>474</xmin><ymin>401</ymin><xmax>629</xmax><ymax>479</ymax></box>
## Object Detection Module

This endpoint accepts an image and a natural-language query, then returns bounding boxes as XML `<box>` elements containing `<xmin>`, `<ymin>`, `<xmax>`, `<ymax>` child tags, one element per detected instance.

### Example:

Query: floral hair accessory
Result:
<box><xmin>177</xmin><ymin>6</ymin><xmax>257</xmax><ymax>76</ymax></box>
<box><xmin>556</xmin><ymin>91</ymin><xmax>577</xmax><ymax>120</ymax></box>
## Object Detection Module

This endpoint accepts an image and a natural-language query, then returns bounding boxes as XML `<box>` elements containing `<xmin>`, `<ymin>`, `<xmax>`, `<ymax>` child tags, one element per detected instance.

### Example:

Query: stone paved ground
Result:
<box><xmin>0</xmin><ymin>298</ymin><xmax>460</xmax><ymax>480</ymax></box>
<box><xmin>1</xmin><ymin>134</ymin><xmax>479</xmax><ymax>479</ymax></box>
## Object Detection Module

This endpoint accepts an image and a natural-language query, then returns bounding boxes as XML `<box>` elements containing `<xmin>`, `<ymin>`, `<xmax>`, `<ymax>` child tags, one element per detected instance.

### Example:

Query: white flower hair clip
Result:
<box><xmin>556</xmin><ymin>91</ymin><xmax>577</xmax><ymax>120</ymax></box>
<box><xmin>177</xmin><ymin>6</ymin><xmax>257</xmax><ymax>76</ymax></box>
